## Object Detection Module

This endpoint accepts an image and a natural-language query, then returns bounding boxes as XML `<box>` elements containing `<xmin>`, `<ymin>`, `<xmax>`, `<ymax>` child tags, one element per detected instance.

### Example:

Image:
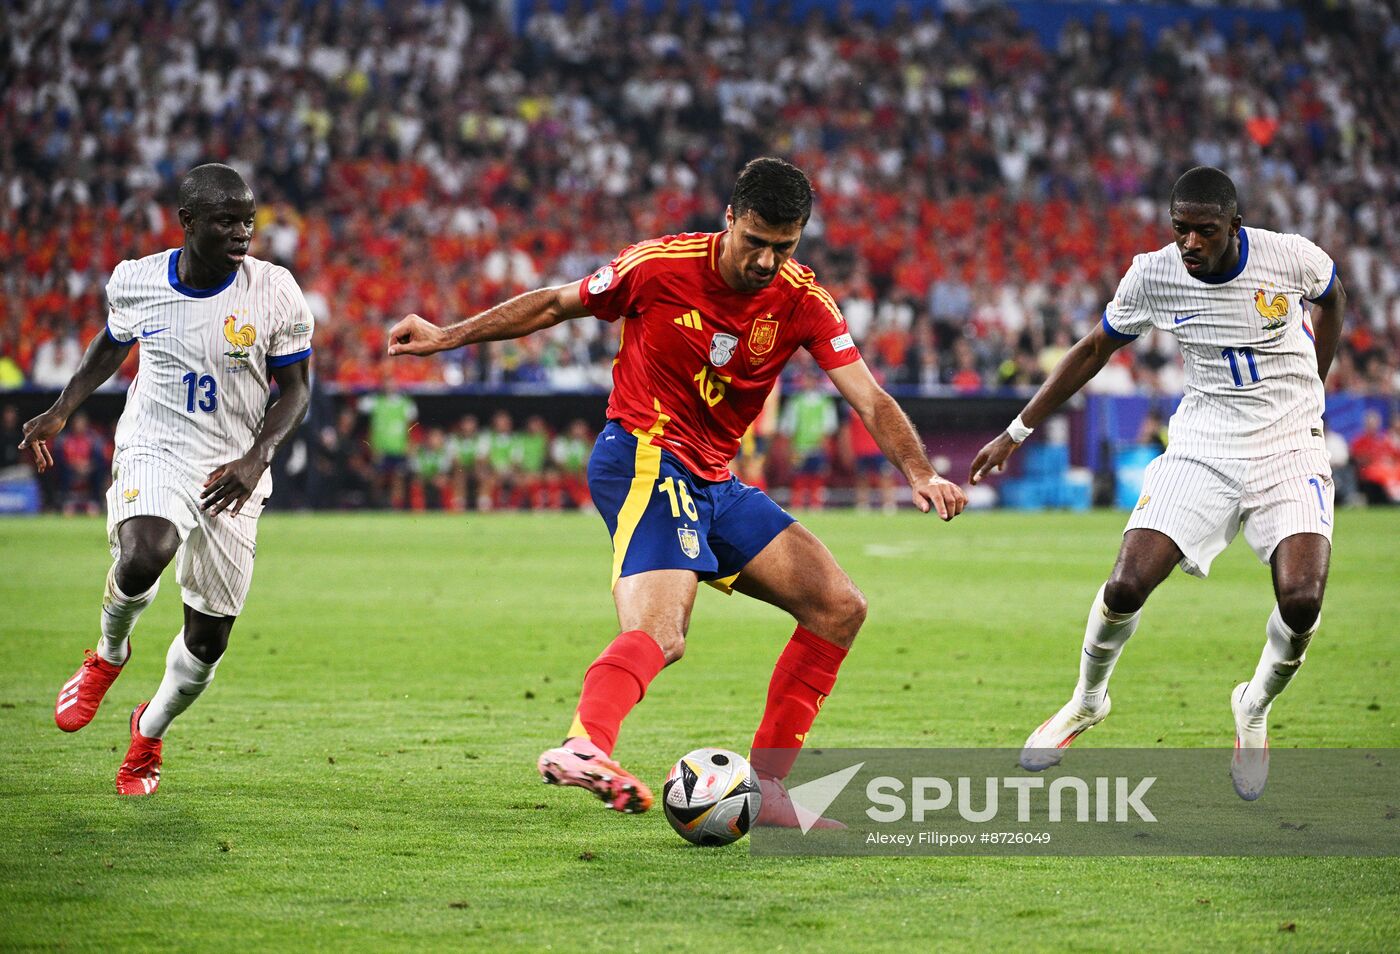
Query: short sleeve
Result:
<box><xmin>104</xmin><ymin>261</ymin><xmax>137</xmax><ymax>345</ymax></box>
<box><xmin>1102</xmin><ymin>257</ymin><xmax>1152</xmax><ymax>339</ymax></box>
<box><xmin>800</xmin><ymin>283</ymin><xmax>863</xmax><ymax>371</ymax></box>
<box><xmin>267</xmin><ymin>270</ymin><xmax>315</xmax><ymax>367</ymax></box>
<box><xmin>577</xmin><ymin>252</ymin><xmax>640</xmax><ymax>323</ymax></box>
<box><xmin>1296</xmin><ymin>235</ymin><xmax>1337</xmax><ymax>302</ymax></box>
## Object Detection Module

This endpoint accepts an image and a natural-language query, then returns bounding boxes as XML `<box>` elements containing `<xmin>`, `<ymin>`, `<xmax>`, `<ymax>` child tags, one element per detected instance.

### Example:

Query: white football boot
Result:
<box><xmin>1019</xmin><ymin>694</ymin><xmax>1111</xmax><ymax>771</ymax></box>
<box><xmin>1230</xmin><ymin>682</ymin><xmax>1270</xmax><ymax>801</ymax></box>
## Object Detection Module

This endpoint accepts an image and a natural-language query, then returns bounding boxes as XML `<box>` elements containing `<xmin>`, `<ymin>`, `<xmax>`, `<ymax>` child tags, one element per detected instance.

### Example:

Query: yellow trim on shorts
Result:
<box><xmin>705</xmin><ymin>574</ymin><xmax>740</xmax><ymax>595</ymax></box>
<box><xmin>610</xmin><ymin>432</ymin><xmax>663</xmax><ymax>589</ymax></box>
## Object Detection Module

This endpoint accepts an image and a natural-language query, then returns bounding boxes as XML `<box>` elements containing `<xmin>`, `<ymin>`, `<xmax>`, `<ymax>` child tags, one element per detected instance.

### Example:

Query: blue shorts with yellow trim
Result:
<box><xmin>589</xmin><ymin>420</ymin><xmax>795</xmax><ymax>589</ymax></box>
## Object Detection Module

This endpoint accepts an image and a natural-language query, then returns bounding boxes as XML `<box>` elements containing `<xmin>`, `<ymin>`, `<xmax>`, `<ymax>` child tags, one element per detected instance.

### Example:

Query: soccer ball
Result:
<box><xmin>662</xmin><ymin>747</ymin><xmax>762</xmax><ymax>846</ymax></box>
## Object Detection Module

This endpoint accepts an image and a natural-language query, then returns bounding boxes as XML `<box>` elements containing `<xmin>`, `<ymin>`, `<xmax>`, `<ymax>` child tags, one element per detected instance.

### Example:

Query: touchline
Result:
<box><xmin>864</xmin><ymin>776</ymin><xmax>1158</xmax><ymax>823</ymax></box>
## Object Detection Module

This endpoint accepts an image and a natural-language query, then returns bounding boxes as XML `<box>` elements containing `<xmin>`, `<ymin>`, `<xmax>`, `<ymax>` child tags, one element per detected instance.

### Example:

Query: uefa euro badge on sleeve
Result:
<box><xmin>709</xmin><ymin>333</ymin><xmax>738</xmax><ymax>368</ymax></box>
<box><xmin>677</xmin><ymin>528</ymin><xmax>700</xmax><ymax>559</ymax></box>
<box><xmin>588</xmin><ymin>265</ymin><xmax>615</xmax><ymax>295</ymax></box>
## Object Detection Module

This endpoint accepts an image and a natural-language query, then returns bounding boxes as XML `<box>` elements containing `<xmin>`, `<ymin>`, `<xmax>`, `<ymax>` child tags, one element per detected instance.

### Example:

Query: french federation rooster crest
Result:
<box><xmin>224</xmin><ymin>315</ymin><xmax>256</xmax><ymax>363</ymax></box>
<box><xmin>1254</xmin><ymin>289</ymin><xmax>1290</xmax><ymax>332</ymax></box>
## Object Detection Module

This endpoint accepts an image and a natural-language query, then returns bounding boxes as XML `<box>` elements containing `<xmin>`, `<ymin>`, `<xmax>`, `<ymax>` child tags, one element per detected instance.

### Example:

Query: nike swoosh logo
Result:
<box><xmin>1172</xmin><ymin>314</ymin><xmax>1200</xmax><ymax>325</ymax></box>
<box><xmin>141</xmin><ymin>327</ymin><xmax>170</xmax><ymax>338</ymax></box>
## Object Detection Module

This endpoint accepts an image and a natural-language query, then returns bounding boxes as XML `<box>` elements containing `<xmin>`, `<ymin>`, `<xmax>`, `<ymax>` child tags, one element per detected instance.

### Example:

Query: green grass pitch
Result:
<box><xmin>1</xmin><ymin>509</ymin><xmax>1397</xmax><ymax>951</ymax></box>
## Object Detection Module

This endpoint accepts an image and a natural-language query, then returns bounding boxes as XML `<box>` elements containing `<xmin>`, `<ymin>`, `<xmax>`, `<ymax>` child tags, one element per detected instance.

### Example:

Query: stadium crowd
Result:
<box><xmin>1</xmin><ymin>0</ymin><xmax>1397</xmax><ymax>401</ymax></box>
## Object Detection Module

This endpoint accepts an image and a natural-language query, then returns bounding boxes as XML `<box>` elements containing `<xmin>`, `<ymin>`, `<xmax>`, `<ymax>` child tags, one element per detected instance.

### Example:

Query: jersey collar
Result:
<box><xmin>1191</xmin><ymin>227</ymin><xmax>1249</xmax><ymax>285</ymax></box>
<box><xmin>168</xmin><ymin>248</ymin><xmax>238</xmax><ymax>298</ymax></box>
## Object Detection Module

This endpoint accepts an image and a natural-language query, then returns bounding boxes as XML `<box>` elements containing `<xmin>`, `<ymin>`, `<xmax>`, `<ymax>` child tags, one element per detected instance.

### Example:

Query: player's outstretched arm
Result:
<box><xmin>826</xmin><ymin>359</ymin><xmax>967</xmax><ymax>520</ymax></box>
<box><xmin>19</xmin><ymin>330</ymin><xmax>132</xmax><ymax>472</ymax></box>
<box><xmin>1309</xmin><ymin>275</ymin><xmax>1346</xmax><ymax>382</ymax></box>
<box><xmin>388</xmin><ymin>283</ymin><xmax>591</xmax><ymax>357</ymax></box>
<box><xmin>201</xmin><ymin>358</ymin><xmax>311</xmax><ymax>516</ymax></box>
<box><xmin>970</xmin><ymin>321</ymin><xmax>1131</xmax><ymax>485</ymax></box>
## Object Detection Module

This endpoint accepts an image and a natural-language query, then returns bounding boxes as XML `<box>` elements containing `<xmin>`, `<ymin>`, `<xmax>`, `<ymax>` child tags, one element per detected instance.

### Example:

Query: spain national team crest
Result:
<box><xmin>748</xmin><ymin>315</ymin><xmax>779</xmax><ymax>358</ymax></box>
<box><xmin>709</xmin><ymin>333</ymin><xmax>738</xmax><ymax>368</ymax></box>
<box><xmin>677</xmin><ymin>527</ymin><xmax>700</xmax><ymax>559</ymax></box>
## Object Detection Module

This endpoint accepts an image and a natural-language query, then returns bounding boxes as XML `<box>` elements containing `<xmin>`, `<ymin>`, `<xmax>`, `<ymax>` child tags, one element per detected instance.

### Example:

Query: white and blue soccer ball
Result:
<box><xmin>662</xmin><ymin>747</ymin><xmax>762</xmax><ymax>847</ymax></box>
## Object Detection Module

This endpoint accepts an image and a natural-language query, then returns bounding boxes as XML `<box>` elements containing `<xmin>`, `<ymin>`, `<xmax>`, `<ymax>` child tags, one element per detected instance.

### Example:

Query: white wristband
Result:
<box><xmin>1006</xmin><ymin>415</ymin><xmax>1034</xmax><ymax>444</ymax></box>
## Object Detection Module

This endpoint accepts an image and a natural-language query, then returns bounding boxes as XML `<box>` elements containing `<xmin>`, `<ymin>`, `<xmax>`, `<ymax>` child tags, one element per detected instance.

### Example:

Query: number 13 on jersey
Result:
<box><xmin>182</xmin><ymin>371</ymin><xmax>218</xmax><ymax>412</ymax></box>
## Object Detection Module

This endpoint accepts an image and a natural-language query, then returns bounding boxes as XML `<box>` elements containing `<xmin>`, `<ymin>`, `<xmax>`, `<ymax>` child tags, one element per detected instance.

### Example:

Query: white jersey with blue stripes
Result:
<box><xmin>105</xmin><ymin>249</ymin><xmax>315</xmax><ymax>496</ymax></box>
<box><xmin>1102</xmin><ymin>227</ymin><xmax>1336</xmax><ymax>458</ymax></box>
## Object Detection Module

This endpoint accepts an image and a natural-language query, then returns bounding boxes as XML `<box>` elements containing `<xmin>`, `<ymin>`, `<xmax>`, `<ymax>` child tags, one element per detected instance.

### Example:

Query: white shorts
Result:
<box><xmin>1124</xmin><ymin>448</ymin><xmax>1333</xmax><ymax>578</ymax></box>
<box><xmin>106</xmin><ymin>452</ymin><xmax>262</xmax><ymax>617</ymax></box>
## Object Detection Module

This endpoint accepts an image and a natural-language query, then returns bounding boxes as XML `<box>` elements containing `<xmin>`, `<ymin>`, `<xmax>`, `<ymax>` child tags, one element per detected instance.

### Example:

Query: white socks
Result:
<box><xmin>137</xmin><ymin>630</ymin><xmax>221</xmax><ymax>739</ymax></box>
<box><xmin>1076</xmin><ymin>584</ymin><xmax>1142</xmax><ymax>710</ymax></box>
<box><xmin>98</xmin><ymin>566</ymin><xmax>158</xmax><ymax>666</ymax></box>
<box><xmin>1241</xmin><ymin>605</ymin><xmax>1316</xmax><ymax>713</ymax></box>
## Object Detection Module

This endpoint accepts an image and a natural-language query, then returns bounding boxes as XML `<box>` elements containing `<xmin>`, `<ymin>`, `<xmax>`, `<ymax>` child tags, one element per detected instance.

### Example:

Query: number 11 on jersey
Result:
<box><xmin>1221</xmin><ymin>347</ymin><xmax>1261</xmax><ymax>387</ymax></box>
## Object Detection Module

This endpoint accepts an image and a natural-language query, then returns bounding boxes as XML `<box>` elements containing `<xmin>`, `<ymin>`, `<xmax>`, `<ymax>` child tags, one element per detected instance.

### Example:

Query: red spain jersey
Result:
<box><xmin>579</xmin><ymin>231</ymin><xmax>862</xmax><ymax>481</ymax></box>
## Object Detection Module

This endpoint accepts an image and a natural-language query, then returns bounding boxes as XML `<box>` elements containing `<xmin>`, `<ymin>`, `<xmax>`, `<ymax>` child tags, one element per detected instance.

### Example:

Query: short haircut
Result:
<box><xmin>1170</xmin><ymin>166</ymin><xmax>1237</xmax><ymax>216</ymax></box>
<box><xmin>178</xmin><ymin>163</ymin><xmax>252</xmax><ymax>214</ymax></box>
<box><xmin>731</xmin><ymin>157</ymin><xmax>813</xmax><ymax>227</ymax></box>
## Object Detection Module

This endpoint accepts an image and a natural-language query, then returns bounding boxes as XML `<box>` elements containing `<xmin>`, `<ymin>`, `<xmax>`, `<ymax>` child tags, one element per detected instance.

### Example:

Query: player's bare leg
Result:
<box><xmin>1022</xmin><ymin>529</ymin><xmax>1181</xmax><ymax>769</ymax></box>
<box><xmin>538</xmin><ymin>569</ymin><xmax>698</xmax><ymax>813</ymax></box>
<box><xmin>119</xmin><ymin>605</ymin><xmax>233</xmax><ymax>796</ymax></box>
<box><xmin>732</xmin><ymin>523</ymin><xmax>865</xmax><ymax>829</ymax></box>
<box><xmin>1232</xmin><ymin>532</ymin><xmax>1330</xmax><ymax>800</ymax></box>
<box><xmin>56</xmin><ymin>516</ymin><xmax>177</xmax><ymax>732</ymax></box>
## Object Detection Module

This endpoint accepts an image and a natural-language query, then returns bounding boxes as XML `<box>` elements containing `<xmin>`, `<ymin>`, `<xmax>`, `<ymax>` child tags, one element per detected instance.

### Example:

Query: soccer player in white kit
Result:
<box><xmin>969</xmin><ymin>167</ymin><xmax>1347</xmax><ymax>800</ymax></box>
<box><xmin>20</xmin><ymin>164</ymin><xmax>313</xmax><ymax>795</ymax></box>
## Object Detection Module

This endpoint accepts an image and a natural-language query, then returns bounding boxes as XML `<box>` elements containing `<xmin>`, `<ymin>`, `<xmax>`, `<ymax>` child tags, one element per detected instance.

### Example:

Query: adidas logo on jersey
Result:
<box><xmin>673</xmin><ymin>309</ymin><xmax>703</xmax><ymax>330</ymax></box>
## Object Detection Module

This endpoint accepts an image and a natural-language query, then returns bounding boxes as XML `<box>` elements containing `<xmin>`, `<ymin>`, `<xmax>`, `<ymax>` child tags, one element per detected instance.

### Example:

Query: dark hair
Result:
<box><xmin>1170</xmin><ymin>166</ymin><xmax>1237</xmax><ymax>216</ymax></box>
<box><xmin>730</xmin><ymin>157</ymin><xmax>813</xmax><ymax>227</ymax></box>
<box><xmin>178</xmin><ymin>163</ymin><xmax>253</xmax><ymax>213</ymax></box>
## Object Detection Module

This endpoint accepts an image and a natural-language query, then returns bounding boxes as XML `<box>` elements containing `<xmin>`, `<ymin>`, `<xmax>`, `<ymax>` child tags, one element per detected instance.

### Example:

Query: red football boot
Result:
<box><xmin>55</xmin><ymin>648</ymin><xmax>127</xmax><ymax>732</ymax></box>
<box><xmin>115</xmin><ymin>703</ymin><xmax>162</xmax><ymax>796</ymax></box>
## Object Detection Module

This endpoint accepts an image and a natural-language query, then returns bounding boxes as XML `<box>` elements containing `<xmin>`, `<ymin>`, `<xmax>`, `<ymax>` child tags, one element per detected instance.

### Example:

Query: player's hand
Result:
<box><xmin>969</xmin><ymin>432</ymin><xmax>1022</xmax><ymax>485</ymax></box>
<box><xmin>911</xmin><ymin>473</ymin><xmax>967</xmax><ymax>521</ymax></box>
<box><xmin>387</xmin><ymin>314</ymin><xmax>447</xmax><ymax>357</ymax></box>
<box><xmin>19</xmin><ymin>409</ymin><xmax>67</xmax><ymax>472</ymax></box>
<box><xmin>201</xmin><ymin>454</ymin><xmax>266</xmax><ymax>516</ymax></box>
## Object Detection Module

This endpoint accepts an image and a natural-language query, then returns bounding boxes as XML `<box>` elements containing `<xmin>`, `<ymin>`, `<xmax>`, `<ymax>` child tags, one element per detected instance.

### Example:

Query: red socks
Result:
<box><xmin>568</xmin><ymin>629</ymin><xmax>667</xmax><ymax>756</ymax></box>
<box><xmin>750</xmin><ymin>626</ymin><xmax>848</xmax><ymax>781</ymax></box>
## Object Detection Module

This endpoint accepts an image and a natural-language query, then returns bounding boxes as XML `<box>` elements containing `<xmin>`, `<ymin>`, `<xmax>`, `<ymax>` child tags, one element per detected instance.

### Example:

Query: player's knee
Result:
<box><xmin>116</xmin><ymin>548</ymin><xmax>174</xmax><ymax>594</ymax></box>
<box><xmin>1102</xmin><ymin>574</ymin><xmax>1150</xmax><ymax>615</ymax></box>
<box><xmin>1277</xmin><ymin>586</ymin><xmax>1323</xmax><ymax>634</ymax></box>
<box><xmin>650</xmin><ymin>629</ymin><xmax>686</xmax><ymax>665</ymax></box>
<box><xmin>816</xmin><ymin>583</ymin><xmax>867</xmax><ymax>648</ymax></box>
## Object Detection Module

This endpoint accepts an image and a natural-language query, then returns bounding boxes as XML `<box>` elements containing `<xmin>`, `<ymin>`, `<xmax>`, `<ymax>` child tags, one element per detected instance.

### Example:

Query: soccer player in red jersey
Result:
<box><xmin>388</xmin><ymin>159</ymin><xmax>966</xmax><ymax>822</ymax></box>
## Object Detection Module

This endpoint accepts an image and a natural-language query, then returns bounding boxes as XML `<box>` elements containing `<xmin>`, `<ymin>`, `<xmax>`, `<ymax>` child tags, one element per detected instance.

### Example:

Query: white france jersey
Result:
<box><xmin>1102</xmin><ymin>227</ymin><xmax>1336</xmax><ymax>458</ymax></box>
<box><xmin>105</xmin><ymin>249</ymin><xmax>315</xmax><ymax>497</ymax></box>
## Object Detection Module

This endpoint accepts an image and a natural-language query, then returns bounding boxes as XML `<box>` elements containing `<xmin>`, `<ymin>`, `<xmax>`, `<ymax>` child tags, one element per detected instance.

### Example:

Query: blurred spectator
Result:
<box><xmin>514</xmin><ymin>415</ymin><xmax>551</xmax><ymax>509</ymax></box>
<box><xmin>1</xmin><ymin>404</ymin><xmax>26</xmax><ymax>475</ymax></box>
<box><xmin>840</xmin><ymin>407</ymin><xmax>896</xmax><ymax>514</ymax></box>
<box><xmin>479</xmin><ymin>409</ymin><xmax>520</xmax><ymax>511</ymax></box>
<box><xmin>1325</xmin><ymin>423</ymin><xmax>1359</xmax><ymax>506</ymax></box>
<box><xmin>411</xmin><ymin>427</ymin><xmax>452</xmax><ymax>511</ymax></box>
<box><xmin>357</xmin><ymin>378</ymin><xmax>418</xmax><ymax>509</ymax></box>
<box><xmin>551</xmin><ymin>418</ymin><xmax>594</xmax><ymax>510</ymax></box>
<box><xmin>1137</xmin><ymin>408</ymin><xmax>1169</xmax><ymax>454</ymax></box>
<box><xmin>781</xmin><ymin>373</ymin><xmax>839</xmax><ymax>509</ymax></box>
<box><xmin>310</xmin><ymin>406</ymin><xmax>373</xmax><ymax>510</ymax></box>
<box><xmin>449</xmin><ymin>414</ymin><xmax>485</xmax><ymax>513</ymax></box>
<box><xmin>53</xmin><ymin>411</ymin><xmax>108</xmax><ymax>515</ymax></box>
<box><xmin>1350</xmin><ymin>410</ymin><xmax>1400</xmax><ymax>504</ymax></box>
